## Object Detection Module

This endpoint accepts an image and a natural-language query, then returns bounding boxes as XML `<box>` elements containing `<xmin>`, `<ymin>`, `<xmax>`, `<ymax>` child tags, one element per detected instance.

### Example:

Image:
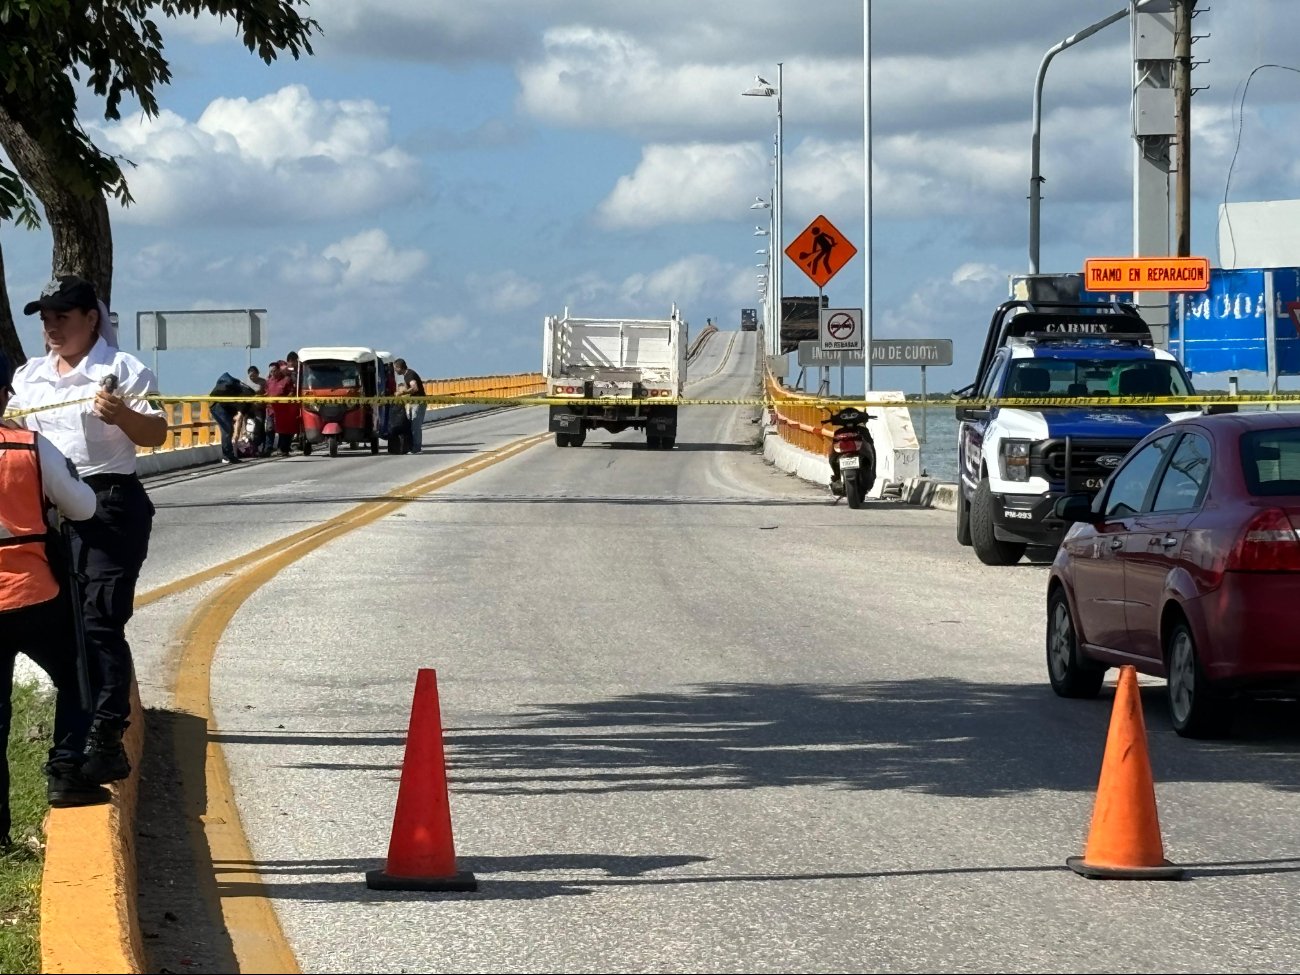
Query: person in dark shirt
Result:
<box><xmin>393</xmin><ymin>358</ymin><xmax>427</xmax><ymax>455</ymax></box>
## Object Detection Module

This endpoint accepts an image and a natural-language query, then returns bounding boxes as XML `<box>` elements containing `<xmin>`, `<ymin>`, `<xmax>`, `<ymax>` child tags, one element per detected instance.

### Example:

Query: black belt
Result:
<box><xmin>84</xmin><ymin>472</ymin><xmax>140</xmax><ymax>489</ymax></box>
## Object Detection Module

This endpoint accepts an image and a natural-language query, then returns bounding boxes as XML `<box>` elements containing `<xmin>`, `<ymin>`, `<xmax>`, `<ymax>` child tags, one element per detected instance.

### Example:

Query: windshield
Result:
<box><xmin>303</xmin><ymin>361</ymin><xmax>362</xmax><ymax>390</ymax></box>
<box><xmin>1004</xmin><ymin>359</ymin><xmax>1191</xmax><ymax>399</ymax></box>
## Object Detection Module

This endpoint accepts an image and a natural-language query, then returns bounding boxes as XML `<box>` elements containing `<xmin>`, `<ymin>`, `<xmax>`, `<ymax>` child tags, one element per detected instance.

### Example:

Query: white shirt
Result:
<box><xmin>9</xmin><ymin>336</ymin><xmax>165</xmax><ymax>477</ymax></box>
<box><xmin>36</xmin><ymin>435</ymin><xmax>98</xmax><ymax>522</ymax></box>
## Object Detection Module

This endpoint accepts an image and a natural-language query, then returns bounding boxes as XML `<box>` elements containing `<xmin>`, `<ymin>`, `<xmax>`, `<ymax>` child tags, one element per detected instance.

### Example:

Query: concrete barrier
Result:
<box><xmin>41</xmin><ymin>682</ymin><xmax>146</xmax><ymax>974</ymax></box>
<box><xmin>762</xmin><ymin>426</ymin><xmax>958</xmax><ymax>511</ymax></box>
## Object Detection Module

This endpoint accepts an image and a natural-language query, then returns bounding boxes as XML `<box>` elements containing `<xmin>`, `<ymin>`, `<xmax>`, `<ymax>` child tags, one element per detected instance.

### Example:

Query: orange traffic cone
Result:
<box><xmin>366</xmin><ymin>669</ymin><xmax>478</xmax><ymax>891</ymax></box>
<box><xmin>1068</xmin><ymin>665</ymin><xmax>1182</xmax><ymax>880</ymax></box>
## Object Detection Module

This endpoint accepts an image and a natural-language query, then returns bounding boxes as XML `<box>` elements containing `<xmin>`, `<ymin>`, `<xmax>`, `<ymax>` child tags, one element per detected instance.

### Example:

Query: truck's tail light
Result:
<box><xmin>1227</xmin><ymin>508</ymin><xmax>1300</xmax><ymax>573</ymax></box>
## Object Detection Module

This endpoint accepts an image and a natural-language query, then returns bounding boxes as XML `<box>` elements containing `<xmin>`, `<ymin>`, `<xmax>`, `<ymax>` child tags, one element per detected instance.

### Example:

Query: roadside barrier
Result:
<box><xmin>687</xmin><ymin>323</ymin><xmax>718</xmax><ymax>361</ymax></box>
<box><xmin>366</xmin><ymin>669</ymin><xmax>477</xmax><ymax>892</ymax></box>
<box><xmin>1067</xmin><ymin>666</ymin><xmax>1183</xmax><ymax>881</ymax></box>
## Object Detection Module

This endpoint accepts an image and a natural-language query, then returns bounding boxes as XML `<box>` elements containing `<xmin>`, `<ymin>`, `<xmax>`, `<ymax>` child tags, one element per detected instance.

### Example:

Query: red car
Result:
<box><xmin>1047</xmin><ymin>411</ymin><xmax>1300</xmax><ymax>738</ymax></box>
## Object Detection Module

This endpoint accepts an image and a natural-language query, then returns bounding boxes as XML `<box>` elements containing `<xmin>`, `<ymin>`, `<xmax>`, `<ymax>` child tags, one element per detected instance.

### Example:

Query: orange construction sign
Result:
<box><xmin>1084</xmin><ymin>256</ymin><xmax>1211</xmax><ymax>293</ymax></box>
<box><xmin>786</xmin><ymin>214</ymin><xmax>857</xmax><ymax>289</ymax></box>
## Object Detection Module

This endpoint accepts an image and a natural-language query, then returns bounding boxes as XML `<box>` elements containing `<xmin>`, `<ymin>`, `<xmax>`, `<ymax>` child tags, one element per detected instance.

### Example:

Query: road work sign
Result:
<box><xmin>1084</xmin><ymin>257</ymin><xmax>1210</xmax><ymax>292</ymax></box>
<box><xmin>819</xmin><ymin>307</ymin><xmax>863</xmax><ymax>352</ymax></box>
<box><xmin>787</xmin><ymin>215</ymin><xmax>857</xmax><ymax>289</ymax></box>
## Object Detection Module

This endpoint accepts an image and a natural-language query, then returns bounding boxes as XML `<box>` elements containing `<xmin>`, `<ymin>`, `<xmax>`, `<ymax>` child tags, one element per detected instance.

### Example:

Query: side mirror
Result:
<box><xmin>1053</xmin><ymin>494</ymin><xmax>1096</xmax><ymax>524</ymax></box>
<box><xmin>956</xmin><ymin>406</ymin><xmax>990</xmax><ymax>422</ymax></box>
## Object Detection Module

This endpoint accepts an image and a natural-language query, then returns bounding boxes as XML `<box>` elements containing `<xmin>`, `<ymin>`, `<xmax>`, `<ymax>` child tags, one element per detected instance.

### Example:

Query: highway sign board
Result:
<box><xmin>786</xmin><ymin>214</ymin><xmax>857</xmax><ymax>289</ymax></box>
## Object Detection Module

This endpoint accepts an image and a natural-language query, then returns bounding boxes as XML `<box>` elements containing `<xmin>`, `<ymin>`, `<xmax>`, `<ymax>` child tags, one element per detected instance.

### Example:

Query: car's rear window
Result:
<box><xmin>1241</xmin><ymin>427</ymin><xmax>1300</xmax><ymax>496</ymax></box>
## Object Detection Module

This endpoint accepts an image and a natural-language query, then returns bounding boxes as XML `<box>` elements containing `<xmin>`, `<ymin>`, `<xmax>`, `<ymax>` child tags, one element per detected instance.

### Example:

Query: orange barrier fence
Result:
<box><xmin>763</xmin><ymin>368</ymin><xmax>835</xmax><ymax>454</ymax></box>
<box><xmin>136</xmin><ymin>373</ymin><xmax>546</xmax><ymax>456</ymax></box>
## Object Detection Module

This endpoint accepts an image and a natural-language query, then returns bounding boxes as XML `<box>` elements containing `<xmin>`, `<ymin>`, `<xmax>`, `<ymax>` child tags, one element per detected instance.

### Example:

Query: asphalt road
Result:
<box><xmin>133</xmin><ymin>331</ymin><xmax>1300</xmax><ymax>973</ymax></box>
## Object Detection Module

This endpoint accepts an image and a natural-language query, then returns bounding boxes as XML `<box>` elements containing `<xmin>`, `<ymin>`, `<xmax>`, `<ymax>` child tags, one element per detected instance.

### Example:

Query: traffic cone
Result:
<box><xmin>366</xmin><ymin>669</ymin><xmax>478</xmax><ymax>891</ymax></box>
<box><xmin>1067</xmin><ymin>665</ymin><xmax>1183</xmax><ymax>880</ymax></box>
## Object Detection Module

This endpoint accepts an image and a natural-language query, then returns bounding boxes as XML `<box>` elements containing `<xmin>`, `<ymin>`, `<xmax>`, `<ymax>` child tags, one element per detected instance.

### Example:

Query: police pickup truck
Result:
<box><xmin>955</xmin><ymin>300</ymin><xmax>1196</xmax><ymax>566</ymax></box>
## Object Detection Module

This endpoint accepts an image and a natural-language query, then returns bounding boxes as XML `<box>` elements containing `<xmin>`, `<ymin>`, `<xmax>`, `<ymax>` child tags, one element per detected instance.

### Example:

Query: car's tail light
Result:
<box><xmin>1227</xmin><ymin>507</ymin><xmax>1300</xmax><ymax>572</ymax></box>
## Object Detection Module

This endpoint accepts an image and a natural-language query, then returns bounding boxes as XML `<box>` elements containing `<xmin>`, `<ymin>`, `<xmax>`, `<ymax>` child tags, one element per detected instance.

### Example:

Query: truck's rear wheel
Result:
<box><xmin>971</xmin><ymin>477</ymin><xmax>1026</xmax><ymax>566</ymax></box>
<box><xmin>556</xmin><ymin>431</ymin><xmax>584</xmax><ymax>448</ymax></box>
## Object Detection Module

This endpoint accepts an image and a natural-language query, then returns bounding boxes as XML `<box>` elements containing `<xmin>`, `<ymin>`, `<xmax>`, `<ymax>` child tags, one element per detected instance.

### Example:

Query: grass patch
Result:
<box><xmin>0</xmin><ymin>681</ymin><xmax>54</xmax><ymax>975</ymax></box>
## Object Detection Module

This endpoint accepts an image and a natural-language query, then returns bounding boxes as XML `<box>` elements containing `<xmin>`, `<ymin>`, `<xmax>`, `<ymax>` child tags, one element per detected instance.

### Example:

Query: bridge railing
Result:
<box><xmin>763</xmin><ymin>368</ymin><xmax>833</xmax><ymax>454</ymax></box>
<box><xmin>137</xmin><ymin>372</ymin><xmax>547</xmax><ymax>456</ymax></box>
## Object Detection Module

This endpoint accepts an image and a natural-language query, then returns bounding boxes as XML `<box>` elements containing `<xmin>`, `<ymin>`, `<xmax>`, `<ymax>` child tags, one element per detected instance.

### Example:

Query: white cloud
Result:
<box><xmin>88</xmin><ymin>85</ymin><xmax>420</xmax><ymax>226</ymax></box>
<box><xmin>597</xmin><ymin>138</ymin><xmax>870</xmax><ymax>230</ymax></box>
<box><xmin>321</xmin><ymin>230</ymin><xmax>428</xmax><ymax>288</ymax></box>
<box><xmin>518</xmin><ymin>27</ymin><xmax>859</xmax><ymax>140</ymax></box>
<box><xmin>470</xmin><ymin>271</ymin><xmax>544</xmax><ymax>313</ymax></box>
<box><xmin>564</xmin><ymin>254</ymin><xmax>756</xmax><ymax>316</ymax></box>
<box><xmin>596</xmin><ymin>143</ymin><xmax>765</xmax><ymax>229</ymax></box>
<box><xmin>880</xmin><ymin>262</ymin><xmax>1009</xmax><ymax>340</ymax></box>
<box><xmin>421</xmin><ymin>314</ymin><xmax>471</xmax><ymax>342</ymax></box>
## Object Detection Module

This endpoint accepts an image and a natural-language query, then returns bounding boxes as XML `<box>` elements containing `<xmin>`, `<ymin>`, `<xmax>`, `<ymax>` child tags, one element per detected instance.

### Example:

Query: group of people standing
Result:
<box><xmin>0</xmin><ymin>275</ymin><xmax>167</xmax><ymax>824</ymax></box>
<box><xmin>209</xmin><ymin>356</ymin><xmax>303</xmax><ymax>464</ymax></box>
<box><xmin>208</xmin><ymin>353</ymin><xmax>428</xmax><ymax>462</ymax></box>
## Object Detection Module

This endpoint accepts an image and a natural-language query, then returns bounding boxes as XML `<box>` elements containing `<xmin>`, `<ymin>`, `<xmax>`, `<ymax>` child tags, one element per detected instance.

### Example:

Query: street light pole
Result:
<box><xmin>863</xmin><ymin>2</ymin><xmax>872</xmax><ymax>392</ymax></box>
<box><xmin>774</xmin><ymin>62</ymin><xmax>784</xmax><ymax>359</ymax></box>
<box><xmin>1028</xmin><ymin>1</ymin><xmax>1158</xmax><ymax>274</ymax></box>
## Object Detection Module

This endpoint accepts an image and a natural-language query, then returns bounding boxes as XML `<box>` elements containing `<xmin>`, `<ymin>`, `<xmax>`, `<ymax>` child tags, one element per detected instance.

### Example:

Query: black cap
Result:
<box><xmin>23</xmin><ymin>275</ymin><xmax>98</xmax><ymax>316</ymax></box>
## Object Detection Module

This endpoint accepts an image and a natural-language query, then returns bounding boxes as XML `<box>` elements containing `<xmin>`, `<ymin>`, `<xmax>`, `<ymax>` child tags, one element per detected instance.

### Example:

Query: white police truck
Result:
<box><xmin>955</xmin><ymin>300</ymin><xmax>1196</xmax><ymax>565</ymax></box>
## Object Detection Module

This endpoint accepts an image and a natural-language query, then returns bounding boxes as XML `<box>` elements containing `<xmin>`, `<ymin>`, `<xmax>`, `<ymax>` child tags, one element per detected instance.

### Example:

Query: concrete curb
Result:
<box><xmin>762</xmin><ymin>430</ymin><xmax>958</xmax><ymax>509</ymax></box>
<box><xmin>41</xmin><ymin>681</ymin><xmax>146</xmax><ymax>974</ymax></box>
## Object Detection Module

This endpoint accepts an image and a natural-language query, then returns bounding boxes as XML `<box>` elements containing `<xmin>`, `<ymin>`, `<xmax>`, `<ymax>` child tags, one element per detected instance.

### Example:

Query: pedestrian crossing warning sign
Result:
<box><xmin>786</xmin><ymin>214</ymin><xmax>857</xmax><ymax>289</ymax></box>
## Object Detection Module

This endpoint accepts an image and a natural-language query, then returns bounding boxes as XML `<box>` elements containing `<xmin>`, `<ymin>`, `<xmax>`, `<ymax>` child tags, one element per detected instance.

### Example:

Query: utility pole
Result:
<box><xmin>1173</xmin><ymin>0</ymin><xmax>1195</xmax><ymax>257</ymax></box>
<box><xmin>1131</xmin><ymin>0</ymin><xmax>1176</xmax><ymax>348</ymax></box>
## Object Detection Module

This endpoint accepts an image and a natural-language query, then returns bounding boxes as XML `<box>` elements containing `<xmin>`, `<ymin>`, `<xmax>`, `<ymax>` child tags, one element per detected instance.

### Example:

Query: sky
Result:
<box><xmin>4</xmin><ymin>0</ymin><xmax>1300</xmax><ymax>395</ymax></box>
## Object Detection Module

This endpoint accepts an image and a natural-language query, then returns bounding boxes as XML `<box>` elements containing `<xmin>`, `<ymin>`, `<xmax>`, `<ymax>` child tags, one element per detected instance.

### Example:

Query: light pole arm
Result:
<box><xmin>1030</xmin><ymin>2</ymin><xmax>1155</xmax><ymax>274</ymax></box>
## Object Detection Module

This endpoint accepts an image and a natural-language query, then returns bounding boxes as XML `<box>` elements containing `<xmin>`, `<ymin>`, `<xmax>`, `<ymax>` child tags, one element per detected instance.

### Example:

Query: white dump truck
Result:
<box><xmin>544</xmin><ymin>306</ymin><xmax>688</xmax><ymax>449</ymax></box>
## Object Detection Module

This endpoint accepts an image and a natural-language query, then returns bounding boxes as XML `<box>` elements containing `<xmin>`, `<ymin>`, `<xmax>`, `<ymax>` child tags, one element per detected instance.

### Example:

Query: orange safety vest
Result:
<box><xmin>0</xmin><ymin>428</ymin><xmax>58</xmax><ymax>612</ymax></box>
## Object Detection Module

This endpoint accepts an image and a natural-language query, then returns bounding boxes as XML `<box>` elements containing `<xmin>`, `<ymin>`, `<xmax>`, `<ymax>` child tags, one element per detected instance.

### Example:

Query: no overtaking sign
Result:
<box><xmin>819</xmin><ymin>307</ymin><xmax>863</xmax><ymax>352</ymax></box>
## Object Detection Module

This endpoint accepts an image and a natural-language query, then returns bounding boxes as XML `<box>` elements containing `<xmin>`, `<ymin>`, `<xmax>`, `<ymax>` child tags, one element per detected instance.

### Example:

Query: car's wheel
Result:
<box><xmin>1047</xmin><ymin>587</ymin><xmax>1105</xmax><ymax>698</ymax></box>
<box><xmin>971</xmin><ymin>477</ymin><xmax>1027</xmax><ymax>566</ymax></box>
<box><xmin>1167</xmin><ymin>620</ymin><xmax>1232</xmax><ymax>738</ymax></box>
<box><xmin>957</xmin><ymin>486</ymin><xmax>972</xmax><ymax>546</ymax></box>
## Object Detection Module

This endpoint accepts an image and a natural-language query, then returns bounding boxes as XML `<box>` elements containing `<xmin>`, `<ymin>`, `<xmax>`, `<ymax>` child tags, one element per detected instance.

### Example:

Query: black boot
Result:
<box><xmin>46</xmin><ymin>761</ymin><xmax>111</xmax><ymax>807</ymax></box>
<box><xmin>82</xmin><ymin>723</ymin><xmax>131</xmax><ymax>784</ymax></box>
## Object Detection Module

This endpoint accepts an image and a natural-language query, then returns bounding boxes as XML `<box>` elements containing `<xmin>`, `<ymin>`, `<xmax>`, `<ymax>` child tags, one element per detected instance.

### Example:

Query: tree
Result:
<box><xmin>0</xmin><ymin>1</ymin><xmax>319</xmax><ymax>361</ymax></box>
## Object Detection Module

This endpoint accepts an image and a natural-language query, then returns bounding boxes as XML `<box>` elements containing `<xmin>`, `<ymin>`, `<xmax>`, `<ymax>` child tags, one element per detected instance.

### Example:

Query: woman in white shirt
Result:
<box><xmin>8</xmin><ymin>275</ymin><xmax>168</xmax><ymax>784</ymax></box>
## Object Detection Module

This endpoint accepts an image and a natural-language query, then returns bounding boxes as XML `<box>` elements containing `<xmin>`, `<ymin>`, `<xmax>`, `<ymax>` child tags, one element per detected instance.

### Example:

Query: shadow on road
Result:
<box><xmin>432</xmin><ymin>680</ymin><xmax>1300</xmax><ymax>799</ymax></box>
<box><xmin>205</xmin><ymin>852</ymin><xmax>1300</xmax><ymax>905</ymax></box>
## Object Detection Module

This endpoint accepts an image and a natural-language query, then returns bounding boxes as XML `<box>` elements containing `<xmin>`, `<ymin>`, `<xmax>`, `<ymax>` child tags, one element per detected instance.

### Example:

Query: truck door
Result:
<box><xmin>959</xmin><ymin>353</ymin><xmax>1006</xmax><ymax>491</ymax></box>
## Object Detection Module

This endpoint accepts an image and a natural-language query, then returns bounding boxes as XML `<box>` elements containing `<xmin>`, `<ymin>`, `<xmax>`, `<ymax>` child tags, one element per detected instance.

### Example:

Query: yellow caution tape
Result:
<box><xmin>9</xmin><ymin>391</ymin><xmax>1300</xmax><ymax>422</ymax></box>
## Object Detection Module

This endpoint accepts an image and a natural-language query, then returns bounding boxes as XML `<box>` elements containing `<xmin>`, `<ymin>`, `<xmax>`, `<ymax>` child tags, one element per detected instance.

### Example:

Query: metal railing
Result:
<box><xmin>763</xmin><ymin>368</ymin><xmax>834</xmax><ymax>454</ymax></box>
<box><xmin>137</xmin><ymin>372</ymin><xmax>547</xmax><ymax>456</ymax></box>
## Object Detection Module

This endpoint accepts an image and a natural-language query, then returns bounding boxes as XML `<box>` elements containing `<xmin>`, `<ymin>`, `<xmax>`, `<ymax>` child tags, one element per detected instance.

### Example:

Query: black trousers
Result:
<box><xmin>0</xmin><ymin>593</ymin><xmax>97</xmax><ymax>841</ymax></box>
<box><xmin>70</xmin><ymin>474</ymin><xmax>154</xmax><ymax>728</ymax></box>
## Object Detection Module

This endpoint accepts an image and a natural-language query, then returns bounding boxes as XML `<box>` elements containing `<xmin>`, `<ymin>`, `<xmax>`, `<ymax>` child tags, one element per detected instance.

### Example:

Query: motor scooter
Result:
<box><xmin>826</xmin><ymin>406</ymin><xmax>877</xmax><ymax>509</ymax></box>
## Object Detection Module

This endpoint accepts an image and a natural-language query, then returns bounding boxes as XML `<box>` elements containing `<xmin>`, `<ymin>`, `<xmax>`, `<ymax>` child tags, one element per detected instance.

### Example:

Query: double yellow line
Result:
<box><xmin>142</xmin><ymin>432</ymin><xmax>549</xmax><ymax>973</ymax></box>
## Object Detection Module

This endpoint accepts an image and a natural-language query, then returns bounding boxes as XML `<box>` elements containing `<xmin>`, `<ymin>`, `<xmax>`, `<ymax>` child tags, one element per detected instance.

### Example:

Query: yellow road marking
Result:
<box><xmin>168</xmin><ymin>432</ymin><xmax>548</xmax><ymax>973</ymax></box>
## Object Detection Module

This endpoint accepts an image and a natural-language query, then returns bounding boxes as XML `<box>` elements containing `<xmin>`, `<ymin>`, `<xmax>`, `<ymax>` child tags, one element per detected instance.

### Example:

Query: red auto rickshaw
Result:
<box><xmin>296</xmin><ymin>346</ymin><xmax>382</xmax><ymax>457</ymax></box>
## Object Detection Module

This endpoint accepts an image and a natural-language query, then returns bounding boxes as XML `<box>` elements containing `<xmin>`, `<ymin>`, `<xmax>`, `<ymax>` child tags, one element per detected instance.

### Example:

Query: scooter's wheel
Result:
<box><xmin>327</xmin><ymin>434</ymin><xmax>339</xmax><ymax>458</ymax></box>
<box><xmin>846</xmin><ymin>472</ymin><xmax>864</xmax><ymax>509</ymax></box>
<box><xmin>370</xmin><ymin>435</ymin><xmax>380</xmax><ymax>455</ymax></box>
